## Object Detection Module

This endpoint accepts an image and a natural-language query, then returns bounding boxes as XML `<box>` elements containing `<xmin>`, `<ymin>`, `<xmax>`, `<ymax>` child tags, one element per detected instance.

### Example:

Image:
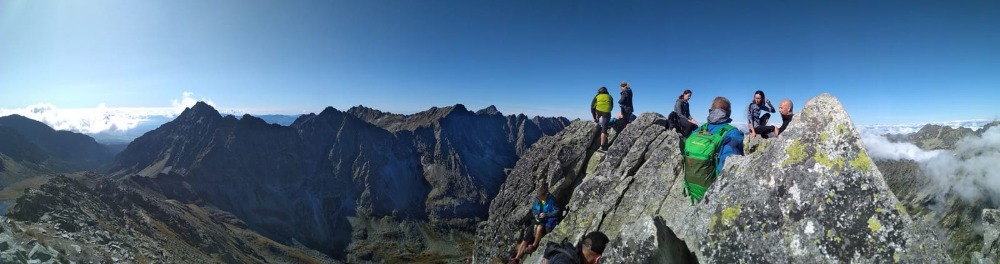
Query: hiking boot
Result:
<box><xmin>525</xmin><ymin>244</ymin><xmax>537</xmax><ymax>254</ymax></box>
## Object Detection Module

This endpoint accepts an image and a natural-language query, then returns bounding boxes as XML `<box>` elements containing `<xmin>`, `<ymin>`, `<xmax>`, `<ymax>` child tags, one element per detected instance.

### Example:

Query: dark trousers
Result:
<box><xmin>754</xmin><ymin>113</ymin><xmax>774</xmax><ymax>138</ymax></box>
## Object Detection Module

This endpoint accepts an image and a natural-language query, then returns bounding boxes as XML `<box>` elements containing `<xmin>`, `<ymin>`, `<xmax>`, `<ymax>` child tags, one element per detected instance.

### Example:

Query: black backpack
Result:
<box><xmin>543</xmin><ymin>237</ymin><xmax>581</xmax><ymax>264</ymax></box>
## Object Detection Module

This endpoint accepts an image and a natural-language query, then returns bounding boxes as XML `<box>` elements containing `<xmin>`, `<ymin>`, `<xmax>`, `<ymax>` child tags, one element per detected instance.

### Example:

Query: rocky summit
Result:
<box><xmin>475</xmin><ymin>94</ymin><xmax>950</xmax><ymax>263</ymax></box>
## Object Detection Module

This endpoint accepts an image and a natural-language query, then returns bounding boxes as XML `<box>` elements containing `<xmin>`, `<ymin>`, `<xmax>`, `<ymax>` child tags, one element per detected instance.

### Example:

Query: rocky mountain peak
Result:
<box><xmin>178</xmin><ymin>101</ymin><xmax>221</xmax><ymax>119</ymax></box>
<box><xmin>476</xmin><ymin>105</ymin><xmax>502</xmax><ymax>116</ymax></box>
<box><xmin>476</xmin><ymin>93</ymin><xmax>949</xmax><ymax>263</ymax></box>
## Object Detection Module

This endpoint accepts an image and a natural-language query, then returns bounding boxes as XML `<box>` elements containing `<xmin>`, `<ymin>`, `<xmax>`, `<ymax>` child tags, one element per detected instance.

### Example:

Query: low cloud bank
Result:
<box><xmin>863</xmin><ymin>126</ymin><xmax>1000</xmax><ymax>204</ymax></box>
<box><xmin>861</xmin><ymin>133</ymin><xmax>944</xmax><ymax>162</ymax></box>
<box><xmin>922</xmin><ymin>127</ymin><xmax>1000</xmax><ymax>203</ymax></box>
<box><xmin>0</xmin><ymin>92</ymin><xmax>213</xmax><ymax>134</ymax></box>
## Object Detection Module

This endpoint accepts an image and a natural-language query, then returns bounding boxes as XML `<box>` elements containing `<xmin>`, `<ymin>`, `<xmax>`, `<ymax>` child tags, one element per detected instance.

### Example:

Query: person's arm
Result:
<box><xmin>717</xmin><ymin>129</ymin><xmax>746</xmax><ymax>174</ymax></box>
<box><xmin>765</xmin><ymin>99</ymin><xmax>775</xmax><ymax>113</ymax></box>
<box><xmin>545</xmin><ymin>196</ymin><xmax>559</xmax><ymax>217</ymax></box>
<box><xmin>747</xmin><ymin>104</ymin><xmax>757</xmax><ymax>135</ymax></box>
<box><xmin>591</xmin><ymin>97</ymin><xmax>598</xmax><ymax>122</ymax></box>
<box><xmin>682</xmin><ymin>101</ymin><xmax>697</xmax><ymax>124</ymax></box>
<box><xmin>673</xmin><ymin>100</ymin><xmax>684</xmax><ymax>117</ymax></box>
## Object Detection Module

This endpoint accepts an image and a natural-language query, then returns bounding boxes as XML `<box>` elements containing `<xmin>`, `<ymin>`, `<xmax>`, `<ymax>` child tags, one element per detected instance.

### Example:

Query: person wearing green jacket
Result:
<box><xmin>590</xmin><ymin>87</ymin><xmax>613</xmax><ymax>151</ymax></box>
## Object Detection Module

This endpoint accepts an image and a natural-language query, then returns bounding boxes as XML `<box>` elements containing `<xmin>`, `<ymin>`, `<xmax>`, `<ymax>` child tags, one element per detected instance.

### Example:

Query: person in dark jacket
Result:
<box><xmin>512</xmin><ymin>186</ymin><xmax>561</xmax><ymax>263</ymax></box>
<box><xmin>672</xmin><ymin>89</ymin><xmax>698</xmax><ymax>137</ymax></box>
<box><xmin>747</xmin><ymin>90</ymin><xmax>777</xmax><ymax>138</ymax></box>
<box><xmin>540</xmin><ymin>231</ymin><xmax>610</xmax><ymax>264</ymax></box>
<box><xmin>618</xmin><ymin>81</ymin><xmax>634</xmax><ymax>129</ymax></box>
<box><xmin>590</xmin><ymin>87</ymin><xmax>613</xmax><ymax>151</ymax></box>
<box><xmin>775</xmin><ymin>98</ymin><xmax>794</xmax><ymax>137</ymax></box>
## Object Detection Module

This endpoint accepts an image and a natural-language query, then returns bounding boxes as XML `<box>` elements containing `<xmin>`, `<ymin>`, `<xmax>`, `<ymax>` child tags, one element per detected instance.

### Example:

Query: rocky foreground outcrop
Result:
<box><xmin>475</xmin><ymin>94</ymin><xmax>950</xmax><ymax>263</ymax></box>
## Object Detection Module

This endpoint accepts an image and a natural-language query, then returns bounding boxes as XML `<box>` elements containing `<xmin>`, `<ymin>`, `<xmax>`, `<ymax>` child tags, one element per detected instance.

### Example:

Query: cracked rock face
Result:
<box><xmin>476</xmin><ymin>94</ymin><xmax>950</xmax><ymax>263</ymax></box>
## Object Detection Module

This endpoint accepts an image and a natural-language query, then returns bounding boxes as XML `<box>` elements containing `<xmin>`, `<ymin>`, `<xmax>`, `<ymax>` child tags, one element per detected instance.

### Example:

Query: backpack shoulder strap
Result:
<box><xmin>696</xmin><ymin>123</ymin><xmax>710</xmax><ymax>133</ymax></box>
<box><xmin>715</xmin><ymin>124</ymin><xmax>735</xmax><ymax>137</ymax></box>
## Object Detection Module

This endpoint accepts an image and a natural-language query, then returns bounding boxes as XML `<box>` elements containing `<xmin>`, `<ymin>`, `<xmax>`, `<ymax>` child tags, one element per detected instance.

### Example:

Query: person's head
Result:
<box><xmin>597</xmin><ymin>86</ymin><xmax>608</xmax><ymax>94</ymax></box>
<box><xmin>711</xmin><ymin>96</ymin><xmax>731</xmax><ymax>114</ymax></box>
<box><xmin>753</xmin><ymin>90</ymin><xmax>766</xmax><ymax>106</ymax></box>
<box><xmin>779</xmin><ymin>99</ymin><xmax>793</xmax><ymax>115</ymax></box>
<box><xmin>678</xmin><ymin>89</ymin><xmax>692</xmax><ymax>100</ymax></box>
<box><xmin>536</xmin><ymin>185</ymin><xmax>549</xmax><ymax>201</ymax></box>
<box><xmin>581</xmin><ymin>231</ymin><xmax>609</xmax><ymax>264</ymax></box>
<box><xmin>620</xmin><ymin>81</ymin><xmax>629</xmax><ymax>90</ymax></box>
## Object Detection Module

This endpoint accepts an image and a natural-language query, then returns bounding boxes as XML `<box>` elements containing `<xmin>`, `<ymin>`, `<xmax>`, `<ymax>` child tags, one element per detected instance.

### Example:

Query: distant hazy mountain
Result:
<box><xmin>107</xmin><ymin>102</ymin><xmax>570</xmax><ymax>261</ymax></box>
<box><xmin>0</xmin><ymin>115</ymin><xmax>113</xmax><ymax>183</ymax></box>
<box><xmin>86</xmin><ymin>114</ymin><xmax>301</xmax><ymax>144</ymax></box>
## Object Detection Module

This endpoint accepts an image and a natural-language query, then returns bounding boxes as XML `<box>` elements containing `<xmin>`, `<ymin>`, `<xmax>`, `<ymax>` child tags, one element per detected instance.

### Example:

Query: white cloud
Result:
<box><xmin>171</xmin><ymin>91</ymin><xmax>215</xmax><ymax>115</ymax></box>
<box><xmin>0</xmin><ymin>92</ymin><xmax>214</xmax><ymax>134</ymax></box>
<box><xmin>860</xmin><ymin>133</ymin><xmax>944</xmax><ymax>162</ymax></box>
<box><xmin>921</xmin><ymin>126</ymin><xmax>1000</xmax><ymax>203</ymax></box>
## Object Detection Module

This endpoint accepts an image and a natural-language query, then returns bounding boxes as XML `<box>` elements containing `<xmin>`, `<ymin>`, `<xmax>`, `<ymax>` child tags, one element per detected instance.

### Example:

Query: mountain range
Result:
<box><xmin>0</xmin><ymin>96</ymin><xmax>996</xmax><ymax>263</ymax></box>
<box><xmin>105</xmin><ymin>102</ymin><xmax>568</xmax><ymax>261</ymax></box>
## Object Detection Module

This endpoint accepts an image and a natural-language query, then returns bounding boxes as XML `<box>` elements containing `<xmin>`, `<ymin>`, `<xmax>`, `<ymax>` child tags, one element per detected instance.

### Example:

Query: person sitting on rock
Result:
<box><xmin>746</xmin><ymin>90</ymin><xmax>777</xmax><ymax>139</ymax></box>
<box><xmin>708</xmin><ymin>96</ymin><xmax>745</xmax><ymax>174</ymax></box>
<box><xmin>775</xmin><ymin>98</ymin><xmax>794</xmax><ymax>137</ymax></box>
<box><xmin>540</xmin><ymin>231</ymin><xmax>610</xmax><ymax>264</ymax></box>
<box><xmin>590</xmin><ymin>86</ymin><xmax>613</xmax><ymax>151</ymax></box>
<box><xmin>672</xmin><ymin>89</ymin><xmax>698</xmax><ymax>137</ymax></box>
<box><xmin>512</xmin><ymin>186</ymin><xmax>561</xmax><ymax>263</ymax></box>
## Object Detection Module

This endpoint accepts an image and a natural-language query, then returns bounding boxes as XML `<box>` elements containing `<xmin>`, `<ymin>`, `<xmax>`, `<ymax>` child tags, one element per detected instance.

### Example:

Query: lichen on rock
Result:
<box><xmin>475</xmin><ymin>94</ymin><xmax>950</xmax><ymax>263</ymax></box>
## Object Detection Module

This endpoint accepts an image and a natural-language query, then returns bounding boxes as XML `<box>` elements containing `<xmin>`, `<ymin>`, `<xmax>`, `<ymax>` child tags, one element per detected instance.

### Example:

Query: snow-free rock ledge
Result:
<box><xmin>475</xmin><ymin>93</ymin><xmax>950</xmax><ymax>263</ymax></box>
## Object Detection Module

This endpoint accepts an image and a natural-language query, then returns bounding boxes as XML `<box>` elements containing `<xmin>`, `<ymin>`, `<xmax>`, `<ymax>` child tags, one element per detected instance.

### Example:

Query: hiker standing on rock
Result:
<box><xmin>618</xmin><ymin>81</ymin><xmax>634</xmax><ymax>129</ymax></box>
<box><xmin>747</xmin><ymin>90</ymin><xmax>778</xmax><ymax>138</ymax></box>
<box><xmin>672</xmin><ymin>89</ymin><xmax>698</xmax><ymax>137</ymax></box>
<box><xmin>591</xmin><ymin>87</ymin><xmax>613</xmax><ymax>151</ymax></box>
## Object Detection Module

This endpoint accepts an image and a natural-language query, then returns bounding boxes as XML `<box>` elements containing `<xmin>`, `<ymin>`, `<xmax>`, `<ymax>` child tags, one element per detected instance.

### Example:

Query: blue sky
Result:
<box><xmin>1</xmin><ymin>0</ymin><xmax>998</xmax><ymax>129</ymax></box>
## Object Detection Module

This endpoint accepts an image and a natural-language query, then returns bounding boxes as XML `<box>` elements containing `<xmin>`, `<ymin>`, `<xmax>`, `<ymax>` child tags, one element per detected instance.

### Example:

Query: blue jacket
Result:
<box><xmin>533</xmin><ymin>194</ymin><xmax>558</xmax><ymax>218</ymax></box>
<box><xmin>706</xmin><ymin>123</ymin><xmax>744</xmax><ymax>174</ymax></box>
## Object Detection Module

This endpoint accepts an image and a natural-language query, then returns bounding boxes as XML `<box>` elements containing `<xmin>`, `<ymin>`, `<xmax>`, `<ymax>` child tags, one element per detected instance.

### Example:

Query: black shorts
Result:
<box><xmin>521</xmin><ymin>219</ymin><xmax>557</xmax><ymax>244</ymax></box>
<box><xmin>596</xmin><ymin>111</ymin><xmax>611</xmax><ymax>134</ymax></box>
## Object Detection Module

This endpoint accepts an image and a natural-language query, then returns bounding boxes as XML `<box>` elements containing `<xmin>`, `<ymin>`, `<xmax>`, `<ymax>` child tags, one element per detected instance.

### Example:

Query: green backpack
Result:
<box><xmin>683</xmin><ymin>124</ymin><xmax>734</xmax><ymax>205</ymax></box>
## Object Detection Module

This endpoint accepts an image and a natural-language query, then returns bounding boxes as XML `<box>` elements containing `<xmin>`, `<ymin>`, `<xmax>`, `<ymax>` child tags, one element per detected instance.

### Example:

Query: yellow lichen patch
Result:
<box><xmin>722</xmin><ymin>205</ymin><xmax>742</xmax><ymax>226</ymax></box>
<box><xmin>820</xmin><ymin>133</ymin><xmax>830</xmax><ymax>142</ymax></box>
<box><xmin>873</xmin><ymin>193</ymin><xmax>880</xmax><ymax>199</ymax></box>
<box><xmin>876</xmin><ymin>207</ymin><xmax>884</xmax><ymax>213</ymax></box>
<box><xmin>868</xmin><ymin>215</ymin><xmax>883</xmax><ymax>233</ymax></box>
<box><xmin>826</xmin><ymin>229</ymin><xmax>833</xmax><ymax>238</ymax></box>
<box><xmin>814</xmin><ymin>152</ymin><xmax>844</xmax><ymax>169</ymax></box>
<box><xmin>710</xmin><ymin>215</ymin><xmax>718</xmax><ymax>231</ymax></box>
<box><xmin>837</xmin><ymin>123</ymin><xmax>849</xmax><ymax>136</ymax></box>
<box><xmin>826</xmin><ymin>197</ymin><xmax>832</xmax><ymax>204</ymax></box>
<box><xmin>851</xmin><ymin>150</ymin><xmax>873</xmax><ymax>172</ymax></box>
<box><xmin>783</xmin><ymin>139</ymin><xmax>807</xmax><ymax>166</ymax></box>
<box><xmin>895</xmin><ymin>203</ymin><xmax>908</xmax><ymax>215</ymax></box>
<box><xmin>894</xmin><ymin>252</ymin><xmax>901</xmax><ymax>263</ymax></box>
<box><xmin>834</xmin><ymin>236</ymin><xmax>842</xmax><ymax>243</ymax></box>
